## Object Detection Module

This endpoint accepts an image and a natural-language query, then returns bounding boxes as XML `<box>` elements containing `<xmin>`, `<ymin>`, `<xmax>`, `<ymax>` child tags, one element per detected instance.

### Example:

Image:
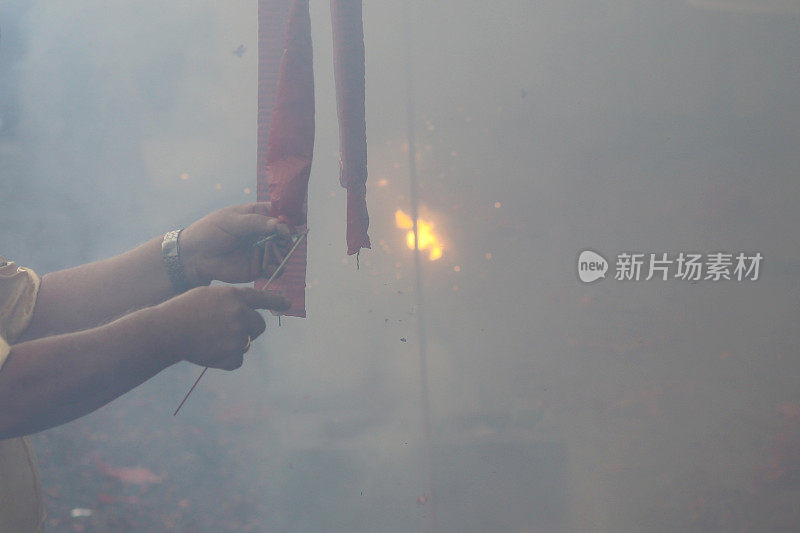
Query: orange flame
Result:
<box><xmin>395</xmin><ymin>209</ymin><xmax>443</xmax><ymax>261</ymax></box>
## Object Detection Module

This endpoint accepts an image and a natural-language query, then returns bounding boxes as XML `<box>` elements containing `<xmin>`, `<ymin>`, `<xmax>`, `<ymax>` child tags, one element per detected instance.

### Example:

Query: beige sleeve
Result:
<box><xmin>0</xmin><ymin>257</ymin><xmax>41</xmax><ymax>371</ymax></box>
<box><xmin>0</xmin><ymin>337</ymin><xmax>9</xmax><ymax>375</ymax></box>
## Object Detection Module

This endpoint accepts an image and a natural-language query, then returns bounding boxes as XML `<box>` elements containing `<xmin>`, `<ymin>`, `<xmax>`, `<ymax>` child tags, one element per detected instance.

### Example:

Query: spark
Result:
<box><xmin>395</xmin><ymin>209</ymin><xmax>443</xmax><ymax>261</ymax></box>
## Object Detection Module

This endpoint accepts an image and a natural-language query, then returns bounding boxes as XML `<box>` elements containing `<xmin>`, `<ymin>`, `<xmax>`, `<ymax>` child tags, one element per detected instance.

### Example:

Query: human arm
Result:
<box><xmin>0</xmin><ymin>286</ymin><xmax>288</xmax><ymax>439</ymax></box>
<box><xmin>20</xmin><ymin>203</ymin><xmax>290</xmax><ymax>340</ymax></box>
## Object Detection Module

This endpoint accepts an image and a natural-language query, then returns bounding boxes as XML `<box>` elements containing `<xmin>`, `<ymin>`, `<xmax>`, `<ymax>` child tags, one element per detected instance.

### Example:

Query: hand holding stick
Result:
<box><xmin>173</xmin><ymin>229</ymin><xmax>309</xmax><ymax>416</ymax></box>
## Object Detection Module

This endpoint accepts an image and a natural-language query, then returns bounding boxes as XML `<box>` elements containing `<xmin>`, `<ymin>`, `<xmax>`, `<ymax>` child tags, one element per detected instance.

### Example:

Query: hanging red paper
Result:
<box><xmin>256</xmin><ymin>0</ymin><xmax>371</xmax><ymax>317</ymax></box>
<box><xmin>331</xmin><ymin>0</ymin><xmax>371</xmax><ymax>255</ymax></box>
<box><xmin>256</xmin><ymin>0</ymin><xmax>314</xmax><ymax>317</ymax></box>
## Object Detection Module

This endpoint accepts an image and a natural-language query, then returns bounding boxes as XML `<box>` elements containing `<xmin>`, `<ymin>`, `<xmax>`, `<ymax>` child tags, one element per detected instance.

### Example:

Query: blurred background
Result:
<box><xmin>1</xmin><ymin>0</ymin><xmax>799</xmax><ymax>531</ymax></box>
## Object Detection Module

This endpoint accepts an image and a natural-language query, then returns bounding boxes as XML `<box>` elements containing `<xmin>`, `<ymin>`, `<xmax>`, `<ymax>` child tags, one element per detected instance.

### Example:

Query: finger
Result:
<box><xmin>275</xmin><ymin>231</ymin><xmax>294</xmax><ymax>252</ymax></box>
<box><xmin>243</xmin><ymin>309</ymin><xmax>267</xmax><ymax>339</ymax></box>
<box><xmin>260</xmin><ymin>242</ymin><xmax>271</xmax><ymax>274</ymax></box>
<box><xmin>260</xmin><ymin>240</ymin><xmax>281</xmax><ymax>275</ymax></box>
<box><xmin>250</xmin><ymin>202</ymin><xmax>272</xmax><ymax>217</ymax></box>
<box><xmin>231</xmin><ymin>202</ymin><xmax>272</xmax><ymax>215</ymax></box>
<box><xmin>275</xmin><ymin>222</ymin><xmax>292</xmax><ymax>239</ymax></box>
<box><xmin>251</xmin><ymin>245</ymin><xmax>266</xmax><ymax>276</ymax></box>
<box><xmin>269</xmin><ymin>241</ymin><xmax>286</xmax><ymax>265</ymax></box>
<box><xmin>261</xmin><ymin>240</ymin><xmax>289</xmax><ymax>279</ymax></box>
<box><xmin>214</xmin><ymin>353</ymin><xmax>244</xmax><ymax>371</ymax></box>
<box><xmin>235</xmin><ymin>287</ymin><xmax>291</xmax><ymax>311</ymax></box>
<box><xmin>231</xmin><ymin>214</ymin><xmax>281</xmax><ymax>238</ymax></box>
<box><xmin>262</xmin><ymin>248</ymin><xmax>286</xmax><ymax>281</ymax></box>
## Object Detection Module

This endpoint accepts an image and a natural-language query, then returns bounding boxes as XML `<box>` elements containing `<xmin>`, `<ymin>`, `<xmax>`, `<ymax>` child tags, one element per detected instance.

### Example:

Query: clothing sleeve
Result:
<box><xmin>0</xmin><ymin>257</ymin><xmax>41</xmax><ymax>371</ymax></box>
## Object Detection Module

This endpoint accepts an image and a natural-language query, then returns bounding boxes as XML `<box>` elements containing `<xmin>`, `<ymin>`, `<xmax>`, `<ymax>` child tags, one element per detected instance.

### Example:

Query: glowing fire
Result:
<box><xmin>395</xmin><ymin>209</ymin><xmax>443</xmax><ymax>261</ymax></box>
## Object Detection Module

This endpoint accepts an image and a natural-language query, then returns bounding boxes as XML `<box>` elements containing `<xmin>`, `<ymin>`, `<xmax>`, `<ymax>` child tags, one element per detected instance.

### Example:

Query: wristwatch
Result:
<box><xmin>162</xmin><ymin>229</ymin><xmax>193</xmax><ymax>293</ymax></box>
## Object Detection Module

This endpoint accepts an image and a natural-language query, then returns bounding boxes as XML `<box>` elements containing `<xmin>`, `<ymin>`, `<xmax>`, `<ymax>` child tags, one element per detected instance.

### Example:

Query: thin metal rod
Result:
<box><xmin>173</xmin><ymin>230</ymin><xmax>309</xmax><ymax>416</ymax></box>
<box><xmin>173</xmin><ymin>367</ymin><xmax>208</xmax><ymax>416</ymax></box>
<box><xmin>402</xmin><ymin>2</ymin><xmax>437</xmax><ymax>530</ymax></box>
<box><xmin>260</xmin><ymin>229</ymin><xmax>310</xmax><ymax>289</ymax></box>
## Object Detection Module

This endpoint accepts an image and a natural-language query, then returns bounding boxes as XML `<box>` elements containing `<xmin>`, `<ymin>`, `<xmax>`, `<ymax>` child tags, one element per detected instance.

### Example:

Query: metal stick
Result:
<box><xmin>253</xmin><ymin>233</ymin><xmax>278</xmax><ymax>247</ymax></box>
<box><xmin>173</xmin><ymin>367</ymin><xmax>207</xmax><ymax>416</ymax></box>
<box><xmin>173</xmin><ymin>229</ymin><xmax>309</xmax><ymax>416</ymax></box>
<box><xmin>259</xmin><ymin>229</ymin><xmax>309</xmax><ymax>289</ymax></box>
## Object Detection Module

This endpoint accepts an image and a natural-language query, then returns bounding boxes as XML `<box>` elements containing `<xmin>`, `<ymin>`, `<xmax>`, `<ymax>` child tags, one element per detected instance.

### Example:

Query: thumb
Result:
<box><xmin>236</xmin><ymin>287</ymin><xmax>291</xmax><ymax>311</ymax></box>
<box><xmin>229</xmin><ymin>214</ymin><xmax>281</xmax><ymax>238</ymax></box>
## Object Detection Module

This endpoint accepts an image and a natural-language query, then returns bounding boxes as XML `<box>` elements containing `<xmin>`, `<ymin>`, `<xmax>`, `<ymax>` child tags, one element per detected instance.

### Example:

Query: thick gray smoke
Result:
<box><xmin>2</xmin><ymin>1</ymin><xmax>800</xmax><ymax>531</ymax></box>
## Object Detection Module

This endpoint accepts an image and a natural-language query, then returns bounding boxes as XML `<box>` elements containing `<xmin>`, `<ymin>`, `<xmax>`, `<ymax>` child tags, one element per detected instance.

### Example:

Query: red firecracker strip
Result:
<box><xmin>256</xmin><ymin>0</ymin><xmax>292</xmax><ymax>188</ymax></box>
<box><xmin>256</xmin><ymin>0</ymin><xmax>371</xmax><ymax>317</ymax></box>
<box><xmin>331</xmin><ymin>0</ymin><xmax>371</xmax><ymax>255</ymax></box>
<box><xmin>256</xmin><ymin>0</ymin><xmax>314</xmax><ymax>317</ymax></box>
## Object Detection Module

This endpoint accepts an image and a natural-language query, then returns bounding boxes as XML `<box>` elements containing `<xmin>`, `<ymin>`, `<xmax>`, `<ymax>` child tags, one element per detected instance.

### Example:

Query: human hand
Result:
<box><xmin>148</xmin><ymin>286</ymin><xmax>289</xmax><ymax>370</ymax></box>
<box><xmin>179</xmin><ymin>203</ymin><xmax>293</xmax><ymax>286</ymax></box>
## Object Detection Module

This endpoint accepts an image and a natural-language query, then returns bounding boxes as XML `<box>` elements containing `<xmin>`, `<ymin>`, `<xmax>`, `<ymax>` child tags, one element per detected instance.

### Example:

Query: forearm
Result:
<box><xmin>22</xmin><ymin>236</ymin><xmax>181</xmax><ymax>339</ymax></box>
<box><xmin>0</xmin><ymin>307</ymin><xmax>178</xmax><ymax>439</ymax></box>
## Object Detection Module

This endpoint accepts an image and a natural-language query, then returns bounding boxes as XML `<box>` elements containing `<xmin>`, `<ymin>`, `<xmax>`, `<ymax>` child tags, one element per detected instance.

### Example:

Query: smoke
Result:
<box><xmin>2</xmin><ymin>0</ymin><xmax>800</xmax><ymax>531</ymax></box>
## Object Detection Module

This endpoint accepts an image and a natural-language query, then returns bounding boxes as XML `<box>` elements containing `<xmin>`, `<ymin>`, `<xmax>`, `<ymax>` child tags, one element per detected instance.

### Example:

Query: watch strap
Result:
<box><xmin>162</xmin><ymin>229</ymin><xmax>192</xmax><ymax>293</ymax></box>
